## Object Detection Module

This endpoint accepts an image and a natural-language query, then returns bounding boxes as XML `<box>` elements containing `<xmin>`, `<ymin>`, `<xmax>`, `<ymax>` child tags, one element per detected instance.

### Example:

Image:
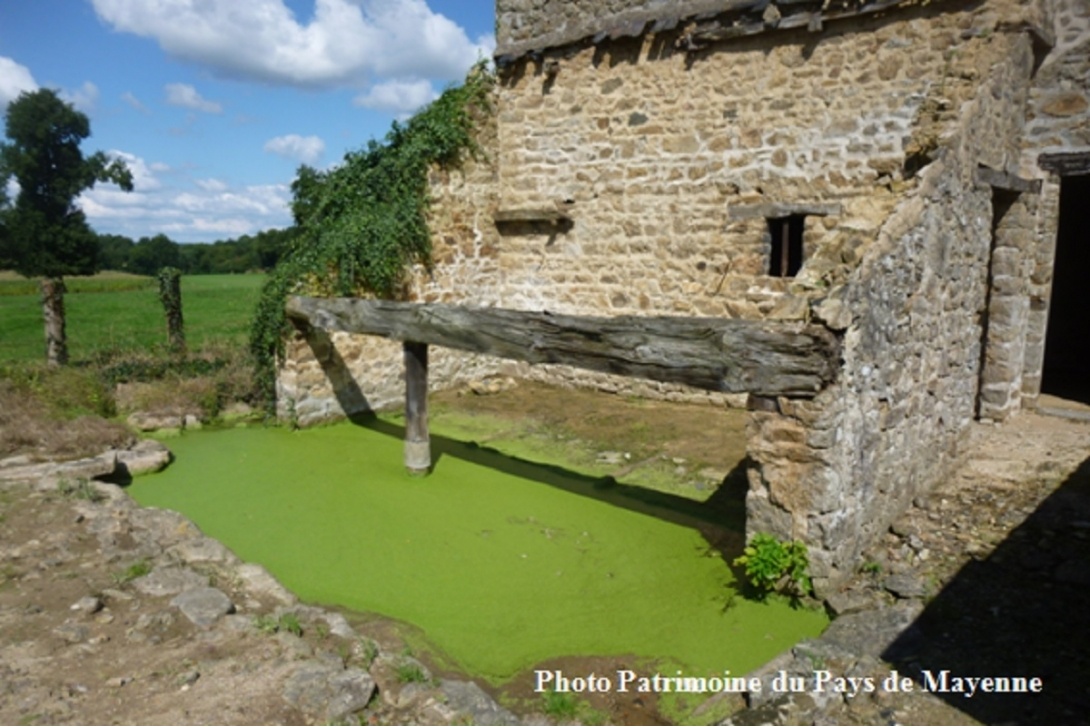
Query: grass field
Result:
<box><xmin>0</xmin><ymin>272</ymin><xmax>265</xmax><ymax>362</ymax></box>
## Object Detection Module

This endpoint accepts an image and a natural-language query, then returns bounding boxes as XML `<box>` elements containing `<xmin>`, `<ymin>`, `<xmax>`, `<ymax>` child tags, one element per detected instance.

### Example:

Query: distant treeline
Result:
<box><xmin>97</xmin><ymin>227</ymin><xmax>297</xmax><ymax>275</ymax></box>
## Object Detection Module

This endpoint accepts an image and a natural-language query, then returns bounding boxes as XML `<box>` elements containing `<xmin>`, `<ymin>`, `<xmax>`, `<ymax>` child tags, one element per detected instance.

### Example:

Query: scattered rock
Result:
<box><xmin>824</xmin><ymin>587</ymin><xmax>879</xmax><ymax>616</ymax></box>
<box><xmin>170</xmin><ymin>587</ymin><xmax>234</xmax><ymax>628</ymax></box>
<box><xmin>115</xmin><ymin>440</ymin><xmax>171</xmax><ymax>476</ymax></box>
<box><xmin>71</xmin><ymin>596</ymin><xmax>104</xmax><ymax>615</ymax></box>
<box><xmin>281</xmin><ymin>662</ymin><xmax>376</xmax><ymax>723</ymax></box>
<box><xmin>126</xmin><ymin>412</ymin><xmax>185</xmax><ymax>433</ymax></box>
<box><xmin>440</xmin><ymin>680</ymin><xmax>520</xmax><ymax>725</ymax></box>
<box><xmin>53</xmin><ymin>622</ymin><xmax>90</xmax><ymax>644</ymax></box>
<box><xmin>236</xmin><ymin>563</ymin><xmax>297</xmax><ymax>606</ymax></box>
<box><xmin>819</xmin><ymin>603</ymin><xmax>923</xmax><ymax>658</ymax></box>
<box><xmin>467</xmin><ymin>377</ymin><xmax>517</xmax><ymax>395</ymax></box>
<box><xmin>882</xmin><ymin>572</ymin><xmax>929</xmax><ymax>599</ymax></box>
<box><xmin>132</xmin><ymin>567</ymin><xmax>209</xmax><ymax>597</ymax></box>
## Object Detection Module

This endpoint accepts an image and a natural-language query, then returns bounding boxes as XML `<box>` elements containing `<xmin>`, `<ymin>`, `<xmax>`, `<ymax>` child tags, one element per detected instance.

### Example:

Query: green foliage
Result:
<box><xmin>0</xmin><ymin>89</ymin><xmax>133</xmax><ymax>280</ymax></box>
<box><xmin>249</xmin><ymin>63</ymin><xmax>494</xmax><ymax>414</ymax></box>
<box><xmin>541</xmin><ymin>690</ymin><xmax>580</xmax><ymax>720</ymax></box>
<box><xmin>130</xmin><ymin>234</ymin><xmax>182</xmax><ymax>276</ymax></box>
<box><xmin>253</xmin><ymin>612</ymin><xmax>304</xmax><ymax>636</ymax></box>
<box><xmin>395</xmin><ymin>661</ymin><xmax>429</xmax><ymax>684</ymax></box>
<box><xmin>58</xmin><ymin>477</ymin><xmax>104</xmax><ymax>503</ymax></box>
<box><xmin>0</xmin><ymin>273</ymin><xmax>263</xmax><ymax>362</ymax></box>
<box><xmin>733</xmin><ymin>532</ymin><xmax>813</xmax><ymax>599</ymax></box>
<box><xmin>279</xmin><ymin>612</ymin><xmax>303</xmax><ymax>636</ymax></box>
<box><xmin>0</xmin><ymin>362</ymin><xmax>116</xmax><ymax>419</ymax></box>
<box><xmin>113</xmin><ymin>558</ymin><xmax>152</xmax><ymax>585</ymax></box>
<box><xmin>1</xmin><ymin>89</ymin><xmax>133</xmax><ymax>365</ymax></box>
<box><xmin>157</xmin><ymin>267</ymin><xmax>185</xmax><ymax>353</ymax></box>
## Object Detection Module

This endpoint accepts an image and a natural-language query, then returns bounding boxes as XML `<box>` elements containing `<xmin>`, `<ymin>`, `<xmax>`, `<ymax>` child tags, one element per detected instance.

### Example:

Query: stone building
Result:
<box><xmin>279</xmin><ymin>0</ymin><xmax>1090</xmax><ymax>593</ymax></box>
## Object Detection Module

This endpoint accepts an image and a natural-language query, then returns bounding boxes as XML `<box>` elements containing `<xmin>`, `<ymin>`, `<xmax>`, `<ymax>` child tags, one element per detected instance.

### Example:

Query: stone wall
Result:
<box><xmin>1018</xmin><ymin>0</ymin><xmax>1090</xmax><ymax>406</ymax></box>
<box><xmin>745</xmin><ymin>28</ymin><xmax>1038</xmax><ymax>592</ymax></box>
<box><xmin>278</xmin><ymin>0</ymin><xmax>1073</xmax><ymax>593</ymax></box>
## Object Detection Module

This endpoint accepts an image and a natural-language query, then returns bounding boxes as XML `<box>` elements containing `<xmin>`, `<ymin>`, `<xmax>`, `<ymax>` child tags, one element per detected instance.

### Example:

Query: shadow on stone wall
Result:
<box><xmin>882</xmin><ymin>457</ymin><xmax>1090</xmax><ymax>723</ymax></box>
<box><xmin>301</xmin><ymin>325</ymin><xmax>375</xmax><ymax>417</ymax></box>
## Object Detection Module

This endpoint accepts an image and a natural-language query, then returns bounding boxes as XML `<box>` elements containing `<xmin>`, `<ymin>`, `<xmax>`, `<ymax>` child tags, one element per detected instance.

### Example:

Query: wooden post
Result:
<box><xmin>403</xmin><ymin>341</ymin><xmax>431</xmax><ymax>475</ymax></box>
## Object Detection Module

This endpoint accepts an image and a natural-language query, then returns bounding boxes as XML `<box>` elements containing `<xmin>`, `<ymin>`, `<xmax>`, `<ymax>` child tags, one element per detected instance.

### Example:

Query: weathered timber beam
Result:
<box><xmin>286</xmin><ymin>297</ymin><xmax>840</xmax><ymax>397</ymax></box>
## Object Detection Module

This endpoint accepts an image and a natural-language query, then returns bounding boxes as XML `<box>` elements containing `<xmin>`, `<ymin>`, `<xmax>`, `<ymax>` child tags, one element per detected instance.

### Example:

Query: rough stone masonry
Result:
<box><xmin>279</xmin><ymin>0</ymin><xmax>1090</xmax><ymax>594</ymax></box>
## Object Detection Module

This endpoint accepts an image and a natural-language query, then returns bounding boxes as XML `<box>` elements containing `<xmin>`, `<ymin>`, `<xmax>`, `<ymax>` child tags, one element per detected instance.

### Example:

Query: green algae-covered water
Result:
<box><xmin>129</xmin><ymin>422</ymin><xmax>826</xmax><ymax>683</ymax></box>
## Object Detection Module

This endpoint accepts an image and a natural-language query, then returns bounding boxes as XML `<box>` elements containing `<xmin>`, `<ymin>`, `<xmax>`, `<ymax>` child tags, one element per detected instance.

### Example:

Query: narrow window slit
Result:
<box><xmin>768</xmin><ymin>214</ymin><xmax>805</xmax><ymax>277</ymax></box>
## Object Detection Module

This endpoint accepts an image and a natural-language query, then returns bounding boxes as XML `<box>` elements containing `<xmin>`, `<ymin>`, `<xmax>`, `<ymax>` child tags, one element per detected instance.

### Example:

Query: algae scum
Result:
<box><xmin>129</xmin><ymin>419</ymin><xmax>826</xmax><ymax>690</ymax></box>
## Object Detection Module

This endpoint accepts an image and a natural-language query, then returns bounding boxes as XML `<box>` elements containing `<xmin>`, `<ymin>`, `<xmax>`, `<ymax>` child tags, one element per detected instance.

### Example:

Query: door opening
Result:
<box><xmin>1041</xmin><ymin>174</ymin><xmax>1090</xmax><ymax>404</ymax></box>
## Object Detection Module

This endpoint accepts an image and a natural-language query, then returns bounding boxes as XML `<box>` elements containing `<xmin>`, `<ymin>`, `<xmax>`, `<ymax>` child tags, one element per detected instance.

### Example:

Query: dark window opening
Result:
<box><xmin>768</xmin><ymin>214</ymin><xmax>805</xmax><ymax>277</ymax></box>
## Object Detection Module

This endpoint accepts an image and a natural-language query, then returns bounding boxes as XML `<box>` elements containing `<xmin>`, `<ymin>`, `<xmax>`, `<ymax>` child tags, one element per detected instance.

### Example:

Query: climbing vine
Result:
<box><xmin>249</xmin><ymin>63</ymin><xmax>494</xmax><ymax>413</ymax></box>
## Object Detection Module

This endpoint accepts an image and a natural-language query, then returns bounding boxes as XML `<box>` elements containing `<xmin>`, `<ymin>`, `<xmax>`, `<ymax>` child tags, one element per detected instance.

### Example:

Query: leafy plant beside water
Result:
<box><xmin>249</xmin><ymin>62</ymin><xmax>494</xmax><ymax>415</ymax></box>
<box><xmin>733</xmin><ymin>532</ymin><xmax>813</xmax><ymax>599</ymax></box>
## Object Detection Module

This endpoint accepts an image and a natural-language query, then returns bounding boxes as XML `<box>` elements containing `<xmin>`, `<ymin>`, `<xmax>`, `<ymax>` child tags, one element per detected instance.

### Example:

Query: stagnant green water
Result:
<box><xmin>129</xmin><ymin>422</ymin><xmax>827</xmax><ymax>684</ymax></box>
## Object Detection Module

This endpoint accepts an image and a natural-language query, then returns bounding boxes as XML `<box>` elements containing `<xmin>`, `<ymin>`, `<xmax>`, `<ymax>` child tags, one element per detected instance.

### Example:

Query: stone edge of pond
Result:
<box><xmin>0</xmin><ymin>441</ymin><xmax>523</xmax><ymax>727</ymax></box>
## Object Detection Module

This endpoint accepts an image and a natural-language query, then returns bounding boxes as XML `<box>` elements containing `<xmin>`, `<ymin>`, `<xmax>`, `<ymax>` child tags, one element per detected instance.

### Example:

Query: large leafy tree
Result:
<box><xmin>0</xmin><ymin>89</ymin><xmax>133</xmax><ymax>365</ymax></box>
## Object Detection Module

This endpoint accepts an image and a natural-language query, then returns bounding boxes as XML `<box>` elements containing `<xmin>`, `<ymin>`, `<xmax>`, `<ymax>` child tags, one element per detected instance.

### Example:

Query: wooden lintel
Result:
<box><xmin>286</xmin><ymin>297</ymin><xmax>840</xmax><ymax>398</ymax></box>
<box><xmin>730</xmin><ymin>202</ymin><xmax>842</xmax><ymax>220</ymax></box>
<box><xmin>974</xmin><ymin>166</ymin><xmax>1042</xmax><ymax>193</ymax></box>
<box><xmin>1038</xmin><ymin>151</ymin><xmax>1090</xmax><ymax>177</ymax></box>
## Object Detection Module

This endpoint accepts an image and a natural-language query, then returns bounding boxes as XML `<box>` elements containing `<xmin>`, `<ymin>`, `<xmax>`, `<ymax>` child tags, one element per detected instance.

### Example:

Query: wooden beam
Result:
<box><xmin>403</xmin><ymin>342</ymin><xmax>430</xmax><ymax>474</ymax></box>
<box><xmin>286</xmin><ymin>297</ymin><xmax>840</xmax><ymax>397</ymax></box>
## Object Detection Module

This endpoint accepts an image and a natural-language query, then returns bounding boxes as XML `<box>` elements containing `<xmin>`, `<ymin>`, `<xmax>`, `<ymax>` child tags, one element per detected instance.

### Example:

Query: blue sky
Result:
<box><xmin>0</xmin><ymin>0</ymin><xmax>495</xmax><ymax>242</ymax></box>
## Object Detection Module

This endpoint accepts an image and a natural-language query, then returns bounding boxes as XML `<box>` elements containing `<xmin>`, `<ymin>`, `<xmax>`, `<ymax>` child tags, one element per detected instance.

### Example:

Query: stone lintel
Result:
<box><xmin>1038</xmin><ymin>151</ymin><xmax>1090</xmax><ymax>177</ymax></box>
<box><xmin>729</xmin><ymin>202</ymin><xmax>842</xmax><ymax>220</ymax></box>
<box><xmin>974</xmin><ymin>165</ymin><xmax>1042</xmax><ymax>193</ymax></box>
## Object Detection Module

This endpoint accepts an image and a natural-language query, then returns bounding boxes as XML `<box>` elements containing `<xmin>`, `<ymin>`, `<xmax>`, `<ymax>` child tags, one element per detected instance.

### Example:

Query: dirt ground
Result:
<box><xmin>2</xmin><ymin>380</ymin><xmax>1089</xmax><ymax>725</ymax></box>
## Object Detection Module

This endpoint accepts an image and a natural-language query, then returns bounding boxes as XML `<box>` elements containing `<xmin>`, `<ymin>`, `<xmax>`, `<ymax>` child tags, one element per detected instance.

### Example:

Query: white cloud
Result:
<box><xmin>62</xmin><ymin>81</ymin><xmax>100</xmax><ymax>113</ymax></box>
<box><xmin>122</xmin><ymin>91</ymin><xmax>149</xmax><ymax>113</ymax></box>
<box><xmin>90</xmin><ymin>0</ymin><xmax>493</xmax><ymax>89</ymax></box>
<box><xmin>353</xmin><ymin>78</ymin><xmax>437</xmax><ymax>115</ymax></box>
<box><xmin>195</xmin><ymin>178</ymin><xmax>229</xmax><ymax>193</ymax></box>
<box><xmin>165</xmin><ymin>83</ymin><xmax>223</xmax><ymax>113</ymax></box>
<box><xmin>78</xmin><ymin>150</ymin><xmax>292</xmax><ymax>242</ymax></box>
<box><xmin>263</xmin><ymin>134</ymin><xmax>326</xmax><ymax>165</ymax></box>
<box><xmin>0</xmin><ymin>57</ymin><xmax>38</xmax><ymax>108</ymax></box>
<box><xmin>107</xmin><ymin>150</ymin><xmax>164</xmax><ymax>191</ymax></box>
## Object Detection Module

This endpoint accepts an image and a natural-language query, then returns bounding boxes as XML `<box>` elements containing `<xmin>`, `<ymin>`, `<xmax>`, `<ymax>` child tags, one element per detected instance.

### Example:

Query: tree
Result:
<box><xmin>0</xmin><ymin>89</ymin><xmax>133</xmax><ymax>365</ymax></box>
<box><xmin>129</xmin><ymin>233</ymin><xmax>180</xmax><ymax>275</ymax></box>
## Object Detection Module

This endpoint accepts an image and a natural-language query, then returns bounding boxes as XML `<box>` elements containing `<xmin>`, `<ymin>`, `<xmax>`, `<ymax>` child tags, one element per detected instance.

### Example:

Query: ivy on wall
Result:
<box><xmin>249</xmin><ymin>63</ymin><xmax>494</xmax><ymax>414</ymax></box>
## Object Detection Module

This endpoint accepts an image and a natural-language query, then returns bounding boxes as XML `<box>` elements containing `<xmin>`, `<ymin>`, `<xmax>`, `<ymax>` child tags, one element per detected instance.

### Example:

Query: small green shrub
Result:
<box><xmin>396</xmin><ymin>662</ymin><xmax>429</xmax><ymax>684</ymax></box>
<box><xmin>279</xmin><ymin>612</ymin><xmax>303</xmax><ymax>637</ymax></box>
<box><xmin>58</xmin><ymin>478</ymin><xmax>104</xmax><ymax>503</ymax></box>
<box><xmin>113</xmin><ymin>558</ymin><xmax>152</xmax><ymax>585</ymax></box>
<box><xmin>733</xmin><ymin>532</ymin><xmax>812</xmax><ymax>599</ymax></box>
<box><xmin>541</xmin><ymin>690</ymin><xmax>580</xmax><ymax>720</ymax></box>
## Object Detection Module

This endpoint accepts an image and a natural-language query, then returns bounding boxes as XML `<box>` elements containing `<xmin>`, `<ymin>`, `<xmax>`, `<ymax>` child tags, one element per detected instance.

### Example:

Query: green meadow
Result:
<box><xmin>0</xmin><ymin>272</ymin><xmax>265</xmax><ymax>361</ymax></box>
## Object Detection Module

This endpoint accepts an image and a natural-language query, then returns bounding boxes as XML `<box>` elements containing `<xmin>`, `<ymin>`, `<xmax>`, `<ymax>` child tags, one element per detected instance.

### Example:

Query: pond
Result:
<box><xmin>128</xmin><ymin>419</ymin><xmax>827</xmax><ymax>705</ymax></box>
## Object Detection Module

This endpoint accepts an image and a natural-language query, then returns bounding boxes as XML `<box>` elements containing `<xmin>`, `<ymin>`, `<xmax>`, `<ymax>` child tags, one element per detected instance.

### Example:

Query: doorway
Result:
<box><xmin>1041</xmin><ymin>174</ymin><xmax>1090</xmax><ymax>404</ymax></box>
